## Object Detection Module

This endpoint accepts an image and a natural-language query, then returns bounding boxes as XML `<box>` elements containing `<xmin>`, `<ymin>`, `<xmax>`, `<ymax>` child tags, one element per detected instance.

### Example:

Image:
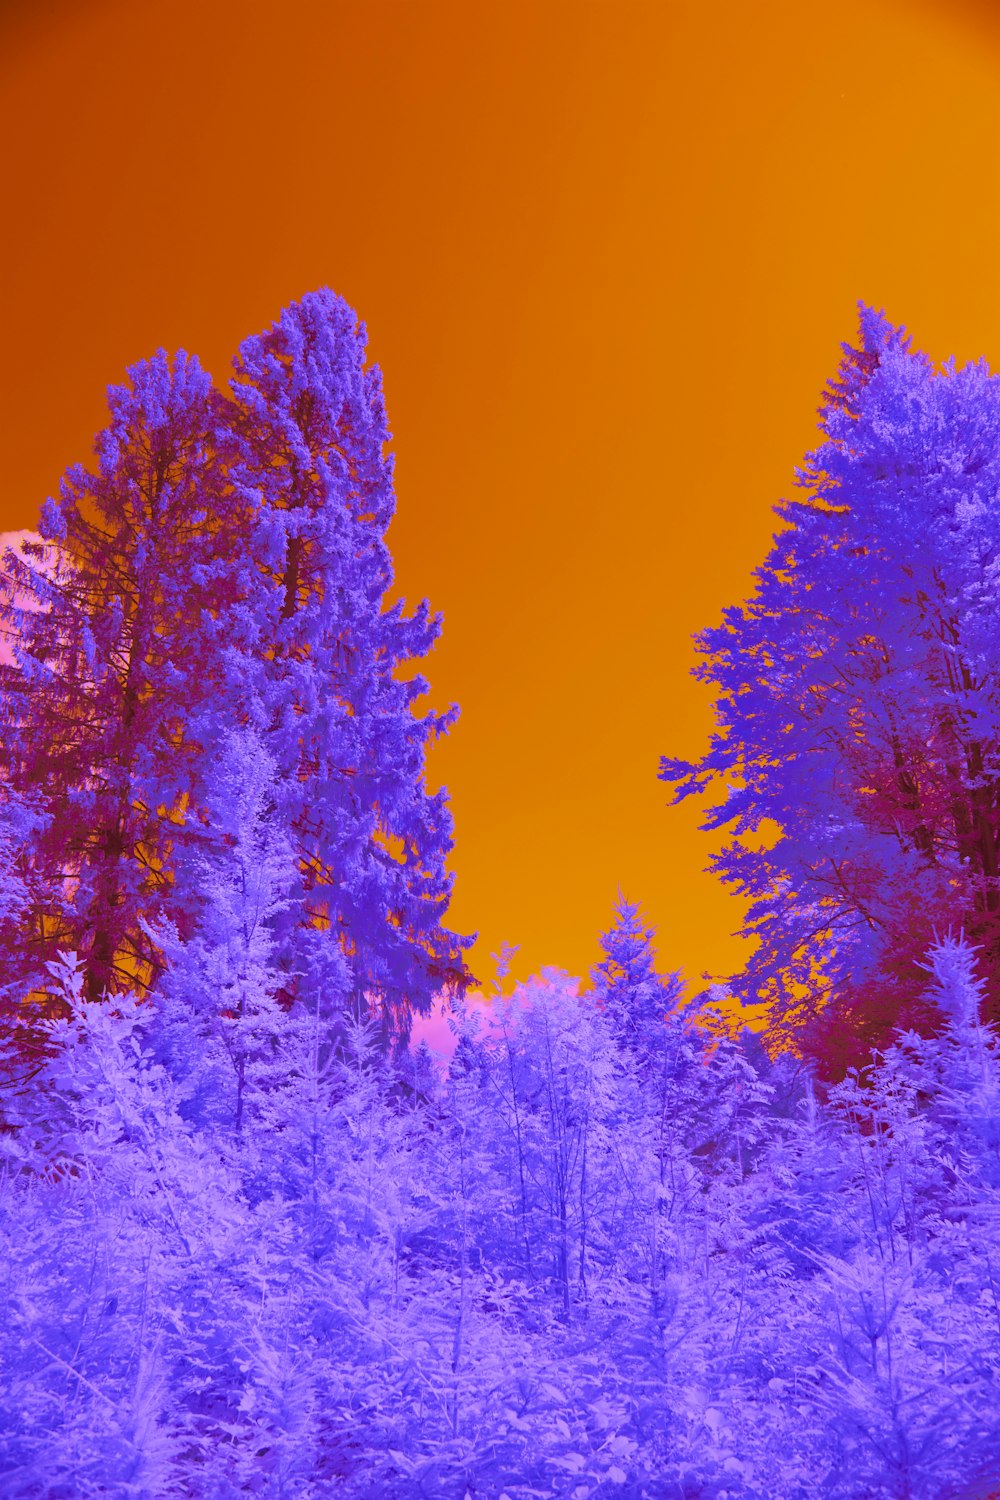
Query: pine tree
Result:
<box><xmin>0</xmin><ymin>290</ymin><xmax>470</xmax><ymax>1084</ymax></box>
<box><xmin>0</xmin><ymin>350</ymin><xmax>241</xmax><ymax>1017</ymax></box>
<box><xmin>226</xmin><ymin>289</ymin><xmax>471</xmax><ymax>1039</ymax></box>
<box><xmin>663</xmin><ymin>304</ymin><xmax>1000</xmax><ymax>1070</ymax></box>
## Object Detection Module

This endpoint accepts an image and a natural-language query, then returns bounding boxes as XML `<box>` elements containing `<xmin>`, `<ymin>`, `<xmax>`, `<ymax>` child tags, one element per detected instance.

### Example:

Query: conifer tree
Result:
<box><xmin>591</xmin><ymin>893</ymin><xmax>681</xmax><ymax>1063</ymax></box>
<box><xmin>663</xmin><ymin>305</ymin><xmax>1000</xmax><ymax>1069</ymax></box>
<box><xmin>226</xmin><ymin>289</ymin><xmax>471</xmax><ymax>1038</ymax></box>
<box><xmin>0</xmin><ymin>351</ymin><xmax>240</xmax><ymax>1016</ymax></box>
<box><xmin>0</xmin><ymin>289</ymin><xmax>469</xmax><ymax>1069</ymax></box>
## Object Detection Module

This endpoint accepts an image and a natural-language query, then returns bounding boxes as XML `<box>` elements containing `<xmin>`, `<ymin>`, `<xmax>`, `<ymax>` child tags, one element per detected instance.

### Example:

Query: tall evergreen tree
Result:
<box><xmin>0</xmin><ymin>350</ymin><xmax>240</xmax><ymax>1015</ymax></box>
<box><xmin>0</xmin><ymin>289</ymin><xmax>469</xmax><ymax>1057</ymax></box>
<box><xmin>662</xmin><ymin>305</ymin><xmax>1000</xmax><ymax>1071</ymax></box>
<box><xmin>226</xmin><ymin>289</ymin><xmax>471</xmax><ymax>1038</ymax></box>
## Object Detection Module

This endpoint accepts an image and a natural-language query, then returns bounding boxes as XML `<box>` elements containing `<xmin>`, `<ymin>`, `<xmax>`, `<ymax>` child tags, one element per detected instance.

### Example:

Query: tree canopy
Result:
<box><xmin>3</xmin><ymin>297</ymin><xmax>1000</xmax><ymax>1495</ymax></box>
<box><xmin>0</xmin><ymin>290</ymin><xmax>471</xmax><ymax>1065</ymax></box>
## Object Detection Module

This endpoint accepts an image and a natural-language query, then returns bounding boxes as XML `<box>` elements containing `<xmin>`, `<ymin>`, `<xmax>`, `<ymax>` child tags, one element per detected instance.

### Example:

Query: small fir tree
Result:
<box><xmin>591</xmin><ymin>893</ymin><xmax>682</xmax><ymax>1063</ymax></box>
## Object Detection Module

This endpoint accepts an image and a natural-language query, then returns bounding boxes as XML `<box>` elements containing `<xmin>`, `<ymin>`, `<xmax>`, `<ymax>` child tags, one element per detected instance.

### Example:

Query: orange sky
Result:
<box><xmin>2</xmin><ymin>0</ymin><xmax>999</xmax><ymax>997</ymax></box>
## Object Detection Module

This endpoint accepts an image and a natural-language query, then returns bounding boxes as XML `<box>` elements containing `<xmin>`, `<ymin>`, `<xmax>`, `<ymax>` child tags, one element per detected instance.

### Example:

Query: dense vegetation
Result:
<box><xmin>1</xmin><ymin>299</ymin><xmax>999</xmax><ymax>1497</ymax></box>
<box><xmin>0</xmin><ymin>289</ymin><xmax>469</xmax><ymax>1049</ymax></box>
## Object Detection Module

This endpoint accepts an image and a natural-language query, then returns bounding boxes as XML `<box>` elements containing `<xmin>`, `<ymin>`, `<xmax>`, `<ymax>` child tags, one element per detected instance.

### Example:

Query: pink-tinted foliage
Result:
<box><xmin>0</xmin><ymin>349</ymin><xmax>243</xmax><ymax>1015</ymax></box>
<box><xmin>0</xmin><ymin>290</ymin><xmax>470</xmax><ymax>1069</ymax></box>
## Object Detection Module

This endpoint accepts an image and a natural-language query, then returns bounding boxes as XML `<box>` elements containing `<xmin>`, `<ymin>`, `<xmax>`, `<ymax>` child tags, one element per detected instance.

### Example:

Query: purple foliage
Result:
<box><xmin>592</xmin><ymin>893</ymin><xmax>683</xmax><ymax>1066</ymax></box>
<box><xmin>2</xmin><ymin>935</ymin><xmax>998</xmax><ymax>1497</ymax></box>
<box><xmin>1</xmin><ymin>299</ymin><xmax>999</xmax><ymax>1497</ymax></box>
<box><xmin>227</xmin><ymin>290</ymin><xmax>472</xmax><ymax>1037</ymax></box>
<box><xmin>0</xmin><ymin>289</ymin><xmax>471</xmax><ymax>1074</ymax></box>
<box><xmin>663</xmin><ymin>305</ymin><xmax>1000</xmax><ymax>1068</ymax></box>
<box><xmin>0</xmin><ymin>348</ymin><xmax>236</xmax><ymax>1012</ymax></box>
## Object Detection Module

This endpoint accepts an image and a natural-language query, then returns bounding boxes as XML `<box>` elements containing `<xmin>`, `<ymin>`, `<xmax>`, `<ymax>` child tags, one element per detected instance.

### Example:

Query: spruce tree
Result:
<box><xmin>226</xmin><ymin>289</ymin><xmax>471</xmax><ymax>1038</ymax></box>
<box><xmin>663</xmin><ymin>305</ymin><xmax>1000</xmax><ymax>1070</ymax></box>
<box><xmin>0</xmin><ymin>350</ymin><xmax>240</xmax><ymax>1017</ymax></box>
<box><xmin>0</xmin><ymin>290</ymin><xmax>469</xmax><ymax>1058</ymax></box>
<box><xmin>591</xmin><ymin>893</ymin><xmax>681</xmax><ymax>1063</ymax></box>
